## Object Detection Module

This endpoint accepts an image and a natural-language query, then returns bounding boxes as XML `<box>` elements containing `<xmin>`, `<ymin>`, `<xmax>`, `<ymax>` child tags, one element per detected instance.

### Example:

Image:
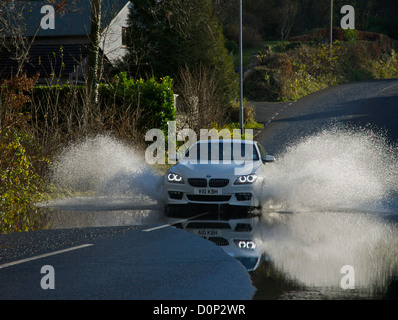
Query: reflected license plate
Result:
<box><xmin>194</xmin><ymin>229</ymin><xmax>220</xmax><ymax>236</ymax></box>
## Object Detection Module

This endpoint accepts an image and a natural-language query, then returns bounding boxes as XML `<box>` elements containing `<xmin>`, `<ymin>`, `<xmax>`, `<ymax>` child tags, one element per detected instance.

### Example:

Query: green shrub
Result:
<box><xmin>244</xmin><ymin>52</ymin><xmax>294</xmax><ymax>101</ymax></box>
<box><xmin>229</xmin><ymin>99</ymin><xmax>257</xmax><ymax>124</ymax></box>
<box><xmin>29</xmin><ymin>74</ymin><xmax>176</xmax><ymax>138</ymax></box>
<box><xmin>0</xmin><ymin>129</ymin><xmax>47</xmax><ymax>233</ymax></box>
<box><xmin>287</xmin><ymin>42</ymin><xmax>345</xmax><ymax>100</ymax></box>
<box><xmin>344</xmin><ymin>29</ymin><xmax>358</xmax><ymax>42</ymax></box>
<box><xmin>100</xmin><ymin>72</ymin><xmax>175</xmax><ymax>135</ymax></box>
<box><xmin>372</xmin><ymin>50</ymin><xmax>398</xmax><ymax>79</ymax></box>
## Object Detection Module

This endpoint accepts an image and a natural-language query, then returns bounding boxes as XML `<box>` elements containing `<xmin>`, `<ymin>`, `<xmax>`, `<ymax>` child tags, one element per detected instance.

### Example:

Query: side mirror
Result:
<box><xmin>264</xmin><ymin>155</ymin><xmax>276</xmax><ymax>163</ymax></box>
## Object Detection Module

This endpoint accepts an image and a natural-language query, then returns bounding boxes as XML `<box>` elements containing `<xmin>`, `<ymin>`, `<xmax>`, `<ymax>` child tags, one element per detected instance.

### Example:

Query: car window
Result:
<box><xmin>183</xmin><ymin>141</ymin><xmax>259</xmax><ymax>163</ymax></box>
<box><xmin>257</xmin><ymin>142</ymin><xmax>267</xmax><ymax>161</ymax></box>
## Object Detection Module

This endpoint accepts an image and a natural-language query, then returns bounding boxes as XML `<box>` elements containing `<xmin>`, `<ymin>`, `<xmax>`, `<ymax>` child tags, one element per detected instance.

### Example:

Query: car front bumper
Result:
<box><xmin>164</xmin><ymin>179</ymin><xmax>262</xmax><ymax>207</ymax></box>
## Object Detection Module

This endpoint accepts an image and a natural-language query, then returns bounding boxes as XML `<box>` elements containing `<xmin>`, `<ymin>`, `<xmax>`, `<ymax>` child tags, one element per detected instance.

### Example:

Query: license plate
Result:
<box><xmin>194</xmin><ymin>229</ymin><xmax>220</xmax><ymax>236</ymax></box>
<box><xmin>194</xmin><ymin>188</ymin><xmax>222</xmax><ymax>195</ymax></box>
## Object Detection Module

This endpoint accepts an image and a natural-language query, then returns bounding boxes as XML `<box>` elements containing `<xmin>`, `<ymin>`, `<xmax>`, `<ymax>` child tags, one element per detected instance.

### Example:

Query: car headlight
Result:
<box><xmin>234</xmin><ymin>174</ymin><xmax>257</xmax><ymax>185</ymax></box>
<box><xmin>234</xmin><ymin>240</ymin><xmax>256</xmax><ymax>250</ymax></box>
<box><xmin>167</xmin><ymin>173</ymin><xmax>184</xmax><ymax>184</ymax></box>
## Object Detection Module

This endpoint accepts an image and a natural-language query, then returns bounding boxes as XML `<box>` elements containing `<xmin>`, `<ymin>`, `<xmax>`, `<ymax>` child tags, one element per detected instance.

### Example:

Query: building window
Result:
<box><xmin>122</xmin><ymin>27</ymin><xmax>128</xmax><ymax>46</ymax></box>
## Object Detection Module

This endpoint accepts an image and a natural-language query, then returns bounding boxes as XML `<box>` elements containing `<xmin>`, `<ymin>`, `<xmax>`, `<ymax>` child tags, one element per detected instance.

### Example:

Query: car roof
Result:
<box><xmin>194</xmin><ymin>139</ymin><xmax>257</xmax><ymax>145</ymax></box>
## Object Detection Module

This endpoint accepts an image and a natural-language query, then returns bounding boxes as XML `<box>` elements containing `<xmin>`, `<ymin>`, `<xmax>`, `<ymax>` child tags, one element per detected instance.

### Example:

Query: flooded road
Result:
<box><xmin>39</xmin><ymin>196</ymin><xmax>164</xmax><ymax>229</ymax></box>
<box><xmin>33</xmin><ymin>79</ymin><xmax>398</xmax><ymax>300</ymax></box>
<box><xmin>36</xmin><ymin>124</ymin><xmax>398</xmax><ymax>300</ymax></box>
<box><xmin>38</xmin><ymin>196</ymin><xmax>398</xmax><ymax>300</ymax></box>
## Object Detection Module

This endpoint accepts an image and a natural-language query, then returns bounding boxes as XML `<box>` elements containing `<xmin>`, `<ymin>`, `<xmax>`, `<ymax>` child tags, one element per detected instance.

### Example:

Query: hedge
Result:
<box><xmin>29</xmin><ymin>73</ymin><xmax>175</xmax><ymax>135</ymax></box>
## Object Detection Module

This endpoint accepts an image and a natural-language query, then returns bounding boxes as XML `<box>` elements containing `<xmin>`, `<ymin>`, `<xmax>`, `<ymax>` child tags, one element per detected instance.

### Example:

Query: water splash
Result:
<box><xmin>256</xmin><ymin>126</ymin><xmax>398</xmax><ymax>295</ymax></box>
<box><xmin>261</xmin><ymin>126</ymin><xmax>397</xmax><ymax>212</ymax></box>
<box><xmin>50</xmin><ymin>134</ymin><xmax>163</xmax><ymax>202</ymax></box>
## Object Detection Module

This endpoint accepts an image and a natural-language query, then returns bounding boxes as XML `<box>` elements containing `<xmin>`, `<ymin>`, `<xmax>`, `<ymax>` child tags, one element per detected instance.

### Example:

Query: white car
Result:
<box><xmin>163</xmin><ymin>139</ymin><xmax>275</xmax><ymax>214</ymax></box>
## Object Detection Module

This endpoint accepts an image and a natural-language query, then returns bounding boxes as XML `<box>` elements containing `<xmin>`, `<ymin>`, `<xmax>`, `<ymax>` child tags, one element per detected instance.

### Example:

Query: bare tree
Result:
<box><xmin>0</xmin><ymin>1</ymin><xmax>32</xmax><ymax>77</ymax></box>
<box><xmin>279</xmin><ymin>0</ymin><xmax>299</xmax><ymax>41</ymax></box>
<box><xmin>175</xmin><ymin>64</ymin><xmax>228</xmax><ymax>132</ymax></box>
<box><xmin>0</xmin><ymin>0</ymin><xmax>82</xmax><ymax>78</ymax></box>
<box><xmin>87</xmin><ymin>0</ymin><xmax>102</xmax><ymax>106</ymax></box>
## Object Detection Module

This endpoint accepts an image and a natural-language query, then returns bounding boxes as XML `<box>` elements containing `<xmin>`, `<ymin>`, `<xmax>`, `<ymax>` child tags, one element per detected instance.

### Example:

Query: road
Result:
<box><xmin>252</xmin><ymin>79</ymin><xmax>398</xmax><ymax>155</ymax></box>
<box><xmin>0</xmin><ymin>225</ymin><xmax>256</xmax><ymax>299</ymax></box>
<box><xmin>1</xmin><ymin>78</ymin><xmax>398</xmax><ymax>300</ymax></box>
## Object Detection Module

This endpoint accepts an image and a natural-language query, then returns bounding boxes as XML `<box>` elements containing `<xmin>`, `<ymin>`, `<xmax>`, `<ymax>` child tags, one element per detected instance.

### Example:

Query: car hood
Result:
<box><xmin>170</xmin><ymin>160</ymin><xmax>261</xmax><ymax>178</ymax></box>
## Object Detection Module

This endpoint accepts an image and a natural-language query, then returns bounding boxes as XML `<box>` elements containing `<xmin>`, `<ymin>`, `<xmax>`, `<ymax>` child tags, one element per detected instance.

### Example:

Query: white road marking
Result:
<box><xmin>0</xmin><ymin>244</ymin><xmax>93</xmax><ymax>269</ymax></box>
<box><xmin>143</xmin><ymin>212</ymin><xmax>210</xmax><ymax>232</ymax></box>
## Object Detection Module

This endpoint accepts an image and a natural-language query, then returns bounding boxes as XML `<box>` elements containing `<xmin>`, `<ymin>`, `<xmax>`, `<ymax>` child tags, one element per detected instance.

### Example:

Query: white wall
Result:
<box><xmin>100</xmin><ymin>1</ymin><xmax>131</xmax><ymax>65</ymax></box>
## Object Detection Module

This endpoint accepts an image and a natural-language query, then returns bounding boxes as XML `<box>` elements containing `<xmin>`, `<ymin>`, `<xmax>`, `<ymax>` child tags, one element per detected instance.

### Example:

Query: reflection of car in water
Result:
<box><xmin>167</xmin><ymin>212</ymin><xmax>264</xmax><ymax>271</ymax></box>
<box><xmin>163</xmin><ymin>139</ymin><xmax>275</xmax><ymax>216</ymax></box>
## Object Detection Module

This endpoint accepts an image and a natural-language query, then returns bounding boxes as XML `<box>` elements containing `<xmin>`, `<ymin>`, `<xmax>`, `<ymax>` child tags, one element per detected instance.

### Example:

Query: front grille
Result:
<box><xmin>209</xmin><ymin>179</ymin><xmax>229</xmax><ymax>187</ymax></box>
<box><xmin>208</xmin><ymin>237</ymin><xmax>229</xmax><ymax>246</ymax></box>
<box><xmin>188</xmin><ymin>178</ymin><xmax>207</xmax><ymax>187</ymax></box>
<box><xmin>186</xmin><ymin>195</ymin><xmax>232</xmax><ymax>202</ymax></box>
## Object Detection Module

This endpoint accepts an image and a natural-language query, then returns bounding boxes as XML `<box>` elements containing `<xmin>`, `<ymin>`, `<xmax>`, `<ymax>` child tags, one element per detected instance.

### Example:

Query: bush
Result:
<box><xmin>244</xmin><ymin>52</ymin><xmax>294</xmax><ymax>101</ymax></box>
<box><xmin>30</xmin><ymin>84</ymin><xmax>86</xmax><ymax>142</ymax></box>
<box><xmin>372</xmin><ymin>50</ymin><xmax>398</xmax><ymax>79</ymax></box>
<box><xmin>27</xmin><ymin>74</ymin><xmax>176</xmax><ymax>143</ymax></box>
<box><xmin>1</xmin><ymin>74</ymin><xmax>39</xmax><ymax>130</ymax></box>
<box><xmin>225</xmin><ymin>39</ymin><xmax>238</xmax><ymax>54</ymax></box>
<box><xmin>229</xmin><ymin>99</ymin><xmax>256</xmax><ymax>124</ymax></box>
<box><xmin>344</xmin><ymin>29</ymin><xmax>357</xmax><ymax>42</ymax></box>
<box><xmin>100</xmin><ymin>72</ymin><xmax>175</xmax><ymax>135</ymax></box>
<box><xmin>0</xmin><ymin>129</ymin><xmax>47</xmax><ymax>233</ymax></box>
<box><xmin>244</xmin><ymin>40</ymin><xmax>398</xmax><ymax>101</ymax></box>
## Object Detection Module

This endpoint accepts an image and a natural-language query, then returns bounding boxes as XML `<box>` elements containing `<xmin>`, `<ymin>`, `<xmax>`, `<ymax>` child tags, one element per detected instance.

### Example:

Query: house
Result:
<box><xmin>0</xmin><ymin>0</ymin><xmax>131</xmax><ymax>84</ymax></box>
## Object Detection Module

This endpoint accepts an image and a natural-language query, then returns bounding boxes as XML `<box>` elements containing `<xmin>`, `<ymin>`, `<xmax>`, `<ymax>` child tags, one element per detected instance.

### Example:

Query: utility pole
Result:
<box><xmin>239</xmin><ymin>0</ymin><xmax>244</xmax><ymax>135</ymax></box>
<box><xmin>330</xmin><ymin>0</ymin><xmax>333</xmax><ymax>46</ymax></box>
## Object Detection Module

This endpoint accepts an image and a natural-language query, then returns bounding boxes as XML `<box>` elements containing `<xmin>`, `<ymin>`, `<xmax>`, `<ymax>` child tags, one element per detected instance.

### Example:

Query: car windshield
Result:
<box><xmin>182</xmin><ymin>141</ymin><xmax>259</xmax><ymax>163</ymax></box>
